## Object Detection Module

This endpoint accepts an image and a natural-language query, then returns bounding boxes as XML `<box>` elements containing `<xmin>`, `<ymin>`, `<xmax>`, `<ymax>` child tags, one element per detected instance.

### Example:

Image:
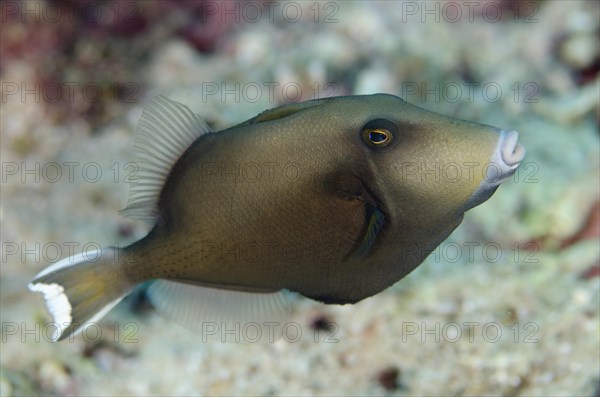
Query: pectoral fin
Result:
<box><xmin>352</xmin><ymin>204</ymin><xmax>385</xmax><ymax>260</ymax></box>
<box><xmin>330</xmin><ymin>173</ymin><xmax>386</xmax><ymax>260</ymax></box>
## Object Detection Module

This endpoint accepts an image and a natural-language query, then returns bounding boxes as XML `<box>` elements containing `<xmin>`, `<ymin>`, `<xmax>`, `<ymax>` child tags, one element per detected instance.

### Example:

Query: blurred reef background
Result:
<box><xmin>1</xmin><ymin>0</ymin><xmax>599</xmax><ymax>396</ymax></box>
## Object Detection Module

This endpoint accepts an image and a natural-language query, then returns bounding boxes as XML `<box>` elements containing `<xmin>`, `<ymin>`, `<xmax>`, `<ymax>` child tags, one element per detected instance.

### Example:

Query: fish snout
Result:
<box><xmin>499</xmin><ymin>130</ymin><xmax>526</xmax><ymax>168</ymax></box>
<box><xmin>463</xmin><ymin>129</ymin><xmax>525</xmax><ymax>211</ymax></box>
<box><xmin>489</xmin><ymin>129</ymin><xmax>526</xmax><ymax>182</ymax></box>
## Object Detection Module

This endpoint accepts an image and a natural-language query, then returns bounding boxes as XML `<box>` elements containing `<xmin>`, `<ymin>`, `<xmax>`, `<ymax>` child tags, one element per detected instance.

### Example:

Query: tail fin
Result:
<box><xmin>28</xmin><ymin>247</ymin><xmax>133</xmax><ymax>342</ymax></box>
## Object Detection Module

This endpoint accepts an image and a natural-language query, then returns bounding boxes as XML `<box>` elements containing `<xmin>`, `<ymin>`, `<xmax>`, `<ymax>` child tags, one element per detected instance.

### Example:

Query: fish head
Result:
<box><xmin>354</xmin><ymin>94</ymin><xmax>524</xmax><ymax>212</ymax></box>
<box><xmin>316</xmin><ymin>94</ymin><xmax>526</xmax><ymax>257</ymax></box>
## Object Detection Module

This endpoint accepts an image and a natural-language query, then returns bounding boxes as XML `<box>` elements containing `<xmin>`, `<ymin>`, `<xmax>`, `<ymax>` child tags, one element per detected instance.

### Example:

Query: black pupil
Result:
<box><xmin>370</xmin><ymin>130</ymin><xmax>388</xmax><ymax>143</ymax></box>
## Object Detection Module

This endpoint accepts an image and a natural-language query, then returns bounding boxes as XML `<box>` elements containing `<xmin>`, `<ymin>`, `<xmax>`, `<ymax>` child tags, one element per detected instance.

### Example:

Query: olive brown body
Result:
<box><xmin>28</xmin><ymin>94</ymin><xmax>525</xmax><ymax>341</ymax></box>
<box><xmin>124</xmin><ymin>95</ymin><xmax>501</xmax><ymax>303</ymax></box>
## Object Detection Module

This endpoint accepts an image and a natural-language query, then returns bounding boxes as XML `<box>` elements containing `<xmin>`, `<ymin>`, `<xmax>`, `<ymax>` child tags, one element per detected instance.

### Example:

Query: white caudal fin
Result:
<box><xmin>28</xmin><ymin>247</ymin><xmax>133</xmax><ymax>342</ymax></box>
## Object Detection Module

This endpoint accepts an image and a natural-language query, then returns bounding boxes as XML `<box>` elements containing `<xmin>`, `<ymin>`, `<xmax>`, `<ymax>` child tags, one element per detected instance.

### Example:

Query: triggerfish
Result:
<box><xmin>28</xmin><ymin>94</ymin><xmax>525</xmax><ymax>341</ymax></box>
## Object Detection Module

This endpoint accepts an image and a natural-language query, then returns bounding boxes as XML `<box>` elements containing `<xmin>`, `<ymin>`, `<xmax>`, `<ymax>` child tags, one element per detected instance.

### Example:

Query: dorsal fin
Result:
<box><xmin>120</xmin><ymin>96</ymin><xmax>211</xmax><ymax>224</ymax></box>
<box><xmin>239</xmin><ymin>96</ymin><xmax>340</xmax><ymax>126</ymax></box>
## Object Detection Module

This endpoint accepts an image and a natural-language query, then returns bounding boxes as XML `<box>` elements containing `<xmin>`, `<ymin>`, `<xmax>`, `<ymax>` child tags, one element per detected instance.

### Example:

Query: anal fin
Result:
<box><xmin>147</xmin><ymin>280</ymin><xmax>295</xmax><ymax>343</ymax></box>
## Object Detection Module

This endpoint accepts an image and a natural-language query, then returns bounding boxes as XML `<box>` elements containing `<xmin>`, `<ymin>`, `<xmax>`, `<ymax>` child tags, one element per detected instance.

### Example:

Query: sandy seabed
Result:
<box><xmin>1</xmin><ymin>1</ymin><xmax>599</xmax><ymax>396</ymax></box>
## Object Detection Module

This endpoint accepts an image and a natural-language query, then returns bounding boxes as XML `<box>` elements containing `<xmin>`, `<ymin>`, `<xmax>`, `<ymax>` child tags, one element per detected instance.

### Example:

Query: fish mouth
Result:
<box><xmin>499</xmin><ymin>130</ymin><xmax>526</xmax><ymax>170</ymax></box>
<box><xmin>489</xmin><ymin>129</ymin><xmax>526</xmax><ymax>181</ymax></box>
<box><xmin>463</xmin><ymin>129</ymin><xmax>526</xmax><ymax>211</ymax></box>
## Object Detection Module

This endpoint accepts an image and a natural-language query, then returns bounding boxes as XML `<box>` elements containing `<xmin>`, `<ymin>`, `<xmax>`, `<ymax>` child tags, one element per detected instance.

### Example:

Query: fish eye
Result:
<box><xmin>364</xmin><ymin>128</ymin><xmax>392</xmax><ymax>146</ymax></box>
<box><xmin>361</xmin><ymin>119</ymin><xmax>398</xmax><ymax>149</ymax></box>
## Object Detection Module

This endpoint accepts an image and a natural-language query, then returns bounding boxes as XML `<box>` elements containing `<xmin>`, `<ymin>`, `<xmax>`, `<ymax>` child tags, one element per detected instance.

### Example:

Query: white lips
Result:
<box><xmin>462</xmin><ymin>129</ymin><xmax>526</xmax><ymax>211</ymax></box>
<box><xmin>488</xmin><ymin>130</ymin><xmax>526</xmax><ymax>182</ymax></box>
<box><xmin>500</xmin><ymin>130</ymin><xmax>526</xmax><ymax>168</ymax></box>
